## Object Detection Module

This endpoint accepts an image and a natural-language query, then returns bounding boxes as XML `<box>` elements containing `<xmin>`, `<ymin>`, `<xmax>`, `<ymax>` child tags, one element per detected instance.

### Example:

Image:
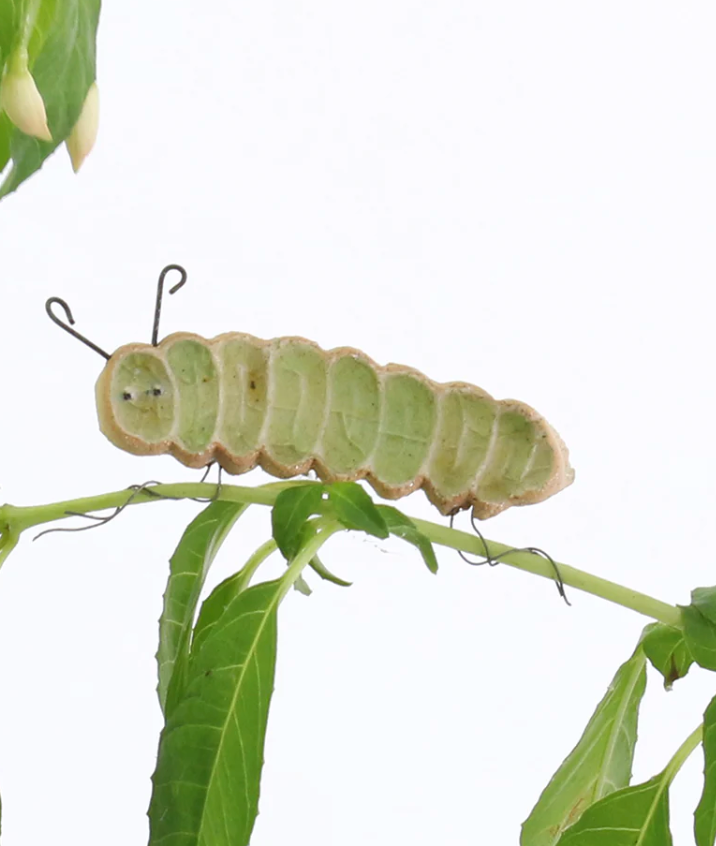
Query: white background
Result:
<box><xmin>0</xmin><ymin>2</ymin><xmax>715</xmax><ymax>844</ymax></box>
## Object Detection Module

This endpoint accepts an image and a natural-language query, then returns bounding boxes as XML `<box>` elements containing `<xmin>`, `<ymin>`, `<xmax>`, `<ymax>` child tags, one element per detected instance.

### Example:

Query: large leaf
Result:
<box><xmin>0</xmin><ymin>0</ymin><xmax>101</xmax><ymax>199</ymax></box>
<box><xmin>521</xmin><ymin>647</ymin><xmax>647</xmax><ymax>846</ymax></box>
<box><xmin>148</xmin><ymin>578</ymin><xmax>281</xmax><ymax>846</ymax></box>
<box><xmin>0</xmin><ymin>112</ymin><xmax>12</xmax><ymax>173</ymax></box>
<box><xmin>642</xmin><ymin>623</ymin><xmax>693</xmax><ymax>690</ymax></box>
<box><xmin>681</xmin><ymin>588</ymin><xmax>716</xmax><ymax>670</ymax></box>
<box><xmin>696</xmin><ymin>696</ymin><xmax>716</xmax><ymax>846</ymax></box>
<box><xmin>556</xmin><ymin>773</ymin><xmax>672</xmax><ymax>845</ymax></box>
<box><xmin>157</xmin><ymin>501</ymin><xmax>248</xmax><ymax>714</ymax></box>
<box><xmin>693</xmin><ymin>588</ymin><xmax>716</xmax><ymax>624</ymax></box>
<box><xmin>191</xmin><ymin>538</ymin><xmax>277</xmax><ymax>656</ymax></box>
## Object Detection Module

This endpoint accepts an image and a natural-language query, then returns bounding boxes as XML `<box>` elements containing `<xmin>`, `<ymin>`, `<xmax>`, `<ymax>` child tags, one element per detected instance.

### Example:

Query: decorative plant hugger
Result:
<box><xmin>3</xmin><ymin>264</ymin><xmax>713</xmax><ymax>845</ymax></box>
<box><xmin>47</xmin><ymin>264</ymin><xmax>575</xmax><ymax>520</ymax></box>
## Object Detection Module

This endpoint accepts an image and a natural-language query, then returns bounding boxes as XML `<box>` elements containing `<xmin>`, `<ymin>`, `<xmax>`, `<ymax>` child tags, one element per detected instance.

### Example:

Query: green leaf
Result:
<box><xmin>271</xmin><ymin>483</ymin><xmax>325</xmax><ymax>559</ymax></box>
<box><xmin>308</xmin><ymin>553</ymin><xmax>352</xmax><ymax>587</ymax></box>
<box><xmin>148</xmin><ymin>578</ymin><xmax>280</xmax><ymax>846</ymax></box>
<box><xmin>191</xmin><ymin>538</ymin><xmax>277</xmax><ymax>658</ymax></box>
<box><xmin>0</xmin><ymin>0</ymin><xmax>101</xmax><ymax>200</ymax></box>
<box><xmin>696</xmin><ymin>697</ymin><xmax>716</xmax><ymax>846</ymax></box>
<box><xmin>156</xmin><ymin>501</ymin><xmax>248</xmax><ymax>714</ymax></box>
<box><xmin>0</xmin><ymin>2</ymin><xmax>19</xmax><ymax>64</ymax></box>
<box><xmin>0</xmin><ymin>113</ymin><xmax>13</xmax><ymax>174</ymax></box>
<box><xmin>693</xmin><ymin>588</ymin><xmax>716</xmax><ymax>625</ymax></box>
<box><xmin>521</xmin><ymin>647</ymin><xmax>647</xmax><ymax>846</ymax></box>
<box><xmin>555</xmin><ymin>772</ymin><xmax>672</xmax><ymax>845</ymax></box>
<box><xmin>377</xmin><ymin>505</ymin><xmax>439</xmax><ymax>574</ymax></box>
<box><xmin>326</xmin><ymin>482</ymin><xmax>389</xmax><ymax>539</ymax></box>
<box><xmin>681</xmin><ymin>602</ymin><xmax>716</xmax><ymax>672</ymax></box>
<box><xmin>642</xmin><ymin>623</ymin><xmax>693</xmax><ymax>690</ymax></box>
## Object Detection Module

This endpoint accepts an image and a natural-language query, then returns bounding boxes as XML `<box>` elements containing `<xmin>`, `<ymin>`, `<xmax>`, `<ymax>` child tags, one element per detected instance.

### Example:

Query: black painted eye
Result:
<box><xmin>122</xmin><ymin>391</ymin><xmax>132</xmax><ymax>401</ymax></box>
<box><xmin>151</xmin><ymin>386</ymin><xmax>163</xmax><ymax>397</ymax></box>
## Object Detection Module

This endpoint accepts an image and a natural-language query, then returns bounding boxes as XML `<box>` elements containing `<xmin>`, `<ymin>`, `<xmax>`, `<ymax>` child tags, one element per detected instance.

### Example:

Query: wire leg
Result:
<box><xmin>449</xmin><ymin>511</ymin><xmax>569</xmax><ymax>605</ymax></box>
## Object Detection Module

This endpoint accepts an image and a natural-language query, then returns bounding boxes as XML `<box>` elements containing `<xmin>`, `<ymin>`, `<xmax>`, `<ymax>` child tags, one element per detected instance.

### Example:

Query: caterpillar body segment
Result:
<box><xmin>96</xmin><ymin>332</ymin><xmax>574</xmax><ymax>519</ymax></box>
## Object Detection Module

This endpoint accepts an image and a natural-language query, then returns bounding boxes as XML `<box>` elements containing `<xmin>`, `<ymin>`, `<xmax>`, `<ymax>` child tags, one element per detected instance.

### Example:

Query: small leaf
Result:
<box><xmin>157</xmin><ymin>501</ymin><xmax>248</xmax><ymax>714</ymax></box>
<box><xmin>271</xmin><ymin>484</ymin><xmax>325</xmax><ymax>559</ymax></box>
<box><xmin>695</xmin><ymin>696</ymin><xmax>716</xmax><ymax>846</ymax></box>
<box><xmin>148</xmin><ymin>578</ymin><xmax>281</xmax><ymax>846</ymax></box>
<box><xmin>556</xmin><ymin>772</ymin><xmax>672</xmax><ymax>845</ymax></box>
<box><xmin>309</xmin><ymin>553</ymin><xmax>352</xmax><ymax>587</ymax></box>
<box><xmin>326</xmin><ymin>482</ymin><xmax>389</xmax><ymax>539</ymax></box>
<box><xmin>377</xmin><ymin>505</ymin><xmax>439</xmax><ymax>574</ymax></box>
<box><xmin>521</xmin><ymin>646</ymin><xmax>647</xmax><ymax>846</ymax></box>
<box><xmin>682</xmin><ymin>602</ymin><xmax>716</xmax><ymax>672</ymax></box>
<box><xmin>642</xmin><ymin>623</ymin><xmax>693</xmax><ymax>689</ymax></box>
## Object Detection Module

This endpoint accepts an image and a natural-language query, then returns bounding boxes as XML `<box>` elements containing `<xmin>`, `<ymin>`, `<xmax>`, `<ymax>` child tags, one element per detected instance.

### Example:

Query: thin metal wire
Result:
<box><xmin>32</xmin><ymin>482</ymin><xmax>165</xmax><ymax>540</ymax></box>
<box><xmin>45</xmin><ymin>297</ymin><xmax>111</xmax><ymax>360</ymax></box>
<box><xmin>32</xmin><ymin>468</ymin><xmax>224</xmax><ymax>540</ymax></box>
<box><xmin>187</xmin><ymin>463</ymin><xmax>224</xmax><ymax>502</ymax></box>
<box><xmin>152</xmin><ymin>264</ymin><xmax>187</xmax><ymax>346</ymax></box>
<box><xmin>449</xmin><ymin>511</ymin><xmax>570</xmax><ymax>605</ymax></box>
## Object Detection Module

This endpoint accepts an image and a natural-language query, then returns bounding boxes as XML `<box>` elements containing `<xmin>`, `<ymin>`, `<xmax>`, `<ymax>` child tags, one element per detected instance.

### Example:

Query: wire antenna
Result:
<box><xmin>45</xmin><ymin>297</ymin><xmax>111</xmax><ymax>360</ymax></box>
<box><xmin>152</xmin><ymin>264</ymin><xmax>187</xmax><ymax>346</ymax></box>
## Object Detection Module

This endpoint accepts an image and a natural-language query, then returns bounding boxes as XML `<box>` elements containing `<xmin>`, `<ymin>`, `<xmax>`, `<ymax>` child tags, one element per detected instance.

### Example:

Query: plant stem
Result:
<box><xmin>664</xmin><ymin>724</ymin><xmax>703</xmax><ymax>785</ymax></box>
<box><xmin>0</xmin><ymin>481</ymin><xmax>681</xmax><ymax>627</ymax></box>
<box><xmin>278</xmin><ymin>520</ymin><xmax>342</xmax><ymax>601</ymax></box>
<box><xmin>411</xmin><ymin>519</ymin><xmax>682</xmax><ymax>628</ymax></box>
<box><xmin>16</xmin><ymin>0</ymin><xmax>42</xmax><ymax>60</ymax></box>
<box><xmin>234</xmin><ymin>538</ymin><xmax>278</xmax><ymax>594</ymax></box>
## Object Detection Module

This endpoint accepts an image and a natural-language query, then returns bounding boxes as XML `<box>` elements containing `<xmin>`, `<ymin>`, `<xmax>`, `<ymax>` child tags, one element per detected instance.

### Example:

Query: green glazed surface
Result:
<box><xmin>101</xmin><ymin>333</ymin><xmax>569</xmax><ymax>516</ymax></box>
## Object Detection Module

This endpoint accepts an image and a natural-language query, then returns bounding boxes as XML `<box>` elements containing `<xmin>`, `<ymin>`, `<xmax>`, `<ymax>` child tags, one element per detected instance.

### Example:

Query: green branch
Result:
<box><xmin>411</xmin><ymin>518</ymin><xmax>681</xmax><ymax>628</ymax></box>
<box><xmin>663</xmin><ymin>723</ymin><xmax>703</xmax><ymax>785</ymax></box>
<box><xmin>0</xmin><ymin>480</ymin><xmax>681</xmax><ymax>627</ymax></box>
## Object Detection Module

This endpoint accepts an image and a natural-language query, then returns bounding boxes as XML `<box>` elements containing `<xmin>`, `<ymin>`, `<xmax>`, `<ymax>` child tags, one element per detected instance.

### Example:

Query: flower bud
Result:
<box><xmin>65</xmin><ymin>82</ymin><xmax>99</xmax><ymax>173</ymax></box>
<box><xmin>0</xmin><ymin>51</ymin><xmax>52</xmax><ymax>142</ymax></box>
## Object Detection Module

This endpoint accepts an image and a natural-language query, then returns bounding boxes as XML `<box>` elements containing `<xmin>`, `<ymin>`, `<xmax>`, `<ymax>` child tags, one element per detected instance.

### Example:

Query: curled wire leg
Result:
<box><xmin>522</xmin><ymin>546</ymin><xmax>570</xmax><ymax>605</ymax></box>
<box><xmin>32</xmin><ymin>481</ymin><xmax>166</xmax><ymax>541</ymax></box>
<box><xmin>449</xmin><ymin>512</ymin><xmax>570</xmax><ymax>605</ymax></box>
<box><xmin>34</xmin><ymin>465</ymin><xmax>226</xmax><ymax>542</ymax></box>
<box><xmin>185</xmin><ymin>463</ymin><xmax>224</xmax><ymax>503</ymax></box>
<box><xmin>449</xmin><ymin>512</ymin><xmax>496</xmax><ymax>566</ymax></box>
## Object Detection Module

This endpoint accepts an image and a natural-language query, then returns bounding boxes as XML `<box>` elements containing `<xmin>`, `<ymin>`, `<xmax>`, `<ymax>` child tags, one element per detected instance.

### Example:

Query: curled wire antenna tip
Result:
<box><xmin>152</xmin><ymin>264</ymin><xmax>188</xmax><ymax>346</ymax></box>
<box><xmin>45</xmin><ymin>296</ymin><xmax>111</xmax><ymax>360</ymax></box>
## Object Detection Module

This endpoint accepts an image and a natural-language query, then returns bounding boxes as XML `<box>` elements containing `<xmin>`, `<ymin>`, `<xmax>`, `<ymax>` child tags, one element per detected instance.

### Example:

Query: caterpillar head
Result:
<box><xmin>46</xmin><ymin>264</ymin><xmax>190</xmax><ymax>460</ymax></box>
<box><xmin>96</xmin><ymin>345</ymin><xmax>176</xmax><ymax>455</ymax></box>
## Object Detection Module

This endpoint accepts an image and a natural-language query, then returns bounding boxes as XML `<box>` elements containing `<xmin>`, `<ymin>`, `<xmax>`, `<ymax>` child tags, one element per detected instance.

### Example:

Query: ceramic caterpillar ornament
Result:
<box><xmin>97</xmin><ymin>344</ymin><xmax>575</xmax><ymax>521</ymax></box>
<box><xmin>51</xmin><ymin>267</ymin><xmax>575</xmax><ymax>519</ymax></box>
